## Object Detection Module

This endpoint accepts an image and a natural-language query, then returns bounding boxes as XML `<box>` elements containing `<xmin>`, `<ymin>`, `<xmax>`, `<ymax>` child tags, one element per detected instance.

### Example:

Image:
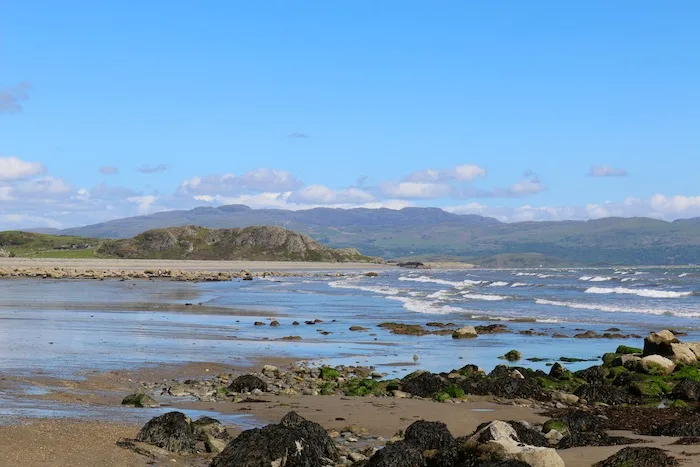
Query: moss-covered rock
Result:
<box><xmin>670</xmin><ymin>400</ymin><xmax>689</xmax><ymax>408</ymax></box>
<box><xmin>500</xmin><ymin>350</ymin><xmax>523</xmax><ymax>362</ymax></box>
<box><xmin>616</xmin><ymin>345</ymin><xmax>642</xmax><ymax>355</ymax></box>
<box><xmin>542</xmin><ymin>419</ymin><xmax>571</xmax><ymax>437</ymax></box>
<box><xmin>343</xmin><ymin>378</ymin><xmax>384</xmax><ymax>397</ymax></box>
<box><xmin>445</xmin><ymin>385</ymin><xmax>466</xmax><ymax>399</ymax></box>
<box><xmin>433</xmin><ymin>392</ymin><xmax>450</xmax><ymax>402</ymax></box>
<box><xmin>122</xmin><ymin>393</ymin><xmax>159</xmax><ymax>408</ymax></box>
<box><xmin>602</xmin><ymin>352</ymin><xmax>620</xmax><ymax>366</ymax></box>
<box><xmin>320</xmin><ymin>366</ymin><xmax>340</xmax><ymax>381</ymax></box>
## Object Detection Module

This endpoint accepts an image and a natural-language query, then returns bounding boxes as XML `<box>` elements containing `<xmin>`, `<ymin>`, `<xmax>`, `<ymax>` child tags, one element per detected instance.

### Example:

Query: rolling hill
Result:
<box><xmin>57</xmin><ymin>205</ymin><xmax>700</xmax><ymax>266</ymax></box>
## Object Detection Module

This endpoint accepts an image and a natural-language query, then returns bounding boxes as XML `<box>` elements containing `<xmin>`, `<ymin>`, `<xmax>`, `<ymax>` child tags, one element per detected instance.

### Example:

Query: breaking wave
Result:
<box><xmin>584</xmin><ymin>286</ymin><xmax>693</xmax><ymax>299</ymax></box>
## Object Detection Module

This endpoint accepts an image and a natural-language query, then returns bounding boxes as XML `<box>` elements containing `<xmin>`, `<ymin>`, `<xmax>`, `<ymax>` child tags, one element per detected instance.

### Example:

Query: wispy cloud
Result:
<box><xmin>0</xmin><ymin>82</ymin><xmax>32</xmax><ymax>114</ymax></box>
<box><xmin>588</xmin><ymin>165</ymin><xmax>628</xmax><ymax>177</ymax></box>
<box><xmin>0</xmin><ymin>156</ymin><xmax>46</xmax><ymax>181</ymax></box>
<box><xmin>287</xmin><ymin>132</ymin><xmax>310</xmax><ymax>138</ymax></box>
<box><xmin>99</xmin><ymin>166</ymin><xmax>119</xmax><ymax>175</ymax></box>
<box><xmin>136</xmin><ymin>164</ymin><xmax>169</xmax><ymax>174</ymax></box>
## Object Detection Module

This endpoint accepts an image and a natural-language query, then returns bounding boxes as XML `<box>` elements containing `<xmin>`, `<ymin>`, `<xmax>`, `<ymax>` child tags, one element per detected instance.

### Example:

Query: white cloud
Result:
<box><xmin>380</xmin><ymin>182</ymin><xmax>452</xmax><ymax>199</ymax></box>
<box><xmin>192</xmin><ymin>191</ymin><xmax>412</xmax><ymax>211</ymax></box>
<box><xmin>290</xmin><ymin>185</ymin><xmax>374</xmax><ymax>204</ymax></box>
<box><xmin>136</xmin><ymin>164</ymin><xmax>169</xmax><ymax>174</ymax></box>
<box><xmin>127</xmin><ymin>195</ymin><xmax>159</xmax><ymax>214</ymax></box>
<box><xmin>508</xmin><ymin>178</ymin><xmax>545</xmax><ymax>196</ymax></box>
<box><xmin>404</xmin><ymin>164</ymin><xmax>486</xmax><ymax>183</ymax></box>
<box><xmin>588</xmin><ymin>165</ymin><xmax>628</xmax><ymax>177</ymax></box>
<box><xmin>15</xmin><ymin>177</ymin><xmax>74</xmax><ymax>196</ymax></box>
<box><xmin>179</xmin><ymin>169</ymin><xmax>303</xmax><ymax>195</ymax></box>
<box><xmin>0</xmin><ymin>156</ymin><xmax>46</xmax><ymax>181</ymax></box>
<box><xmin>0</xmin><ymin>82</ymin><xmax>31</xmax><ymax>114</ymax></box>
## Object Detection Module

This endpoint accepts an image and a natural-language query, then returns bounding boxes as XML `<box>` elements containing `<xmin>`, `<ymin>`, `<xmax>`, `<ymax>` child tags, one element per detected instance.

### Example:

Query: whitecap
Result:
<box><xmin>584</xmin><ymin>286</ymin><xmax>692</xmax><ymax>299</ymax></box>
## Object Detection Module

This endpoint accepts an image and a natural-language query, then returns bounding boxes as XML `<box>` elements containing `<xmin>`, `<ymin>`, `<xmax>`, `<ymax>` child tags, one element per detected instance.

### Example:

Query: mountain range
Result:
<box><xmin>49</xmin><ymin>205</ymin><xmax>700</xmax><ymax>266</ymax></box>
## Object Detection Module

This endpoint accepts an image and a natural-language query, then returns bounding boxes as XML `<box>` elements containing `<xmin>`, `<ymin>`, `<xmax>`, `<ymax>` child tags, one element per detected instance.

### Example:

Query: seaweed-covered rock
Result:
<box><xmin>192</xmin><ymin>416</ymin><xmax>229</xmax><ymax>440</ymax></box>
<box><xmin>227</xmin><ymin>374</ymin><xmax>268</xmax><ymax>393</ymax></box>
<box><xmin>122</xmin><ymin>393</ymin><xmax>159</xmax><ymax>408</ymax></box>
<box><xmin>136</xmin><ymin>411</ymin><xmax>196</xmax><ymax>454</ymax></box>
<box><xmin>671</xmin><ymin>379</ymin><xmax>700</xmax><ymax>401</ymax></box>
<box><xmin>402</xmin><ymin>372</ymin><xmax>447</xmax><ymax>398</ymax></box>
<box><xmin>211</xmin><ymin>412</ymin><xmax>338</xmax><ymax>467</ymax></box>
<box><xmin>574</xmin><ymin>384</ymin><xmax>631</xmax><ymax>405</ymax></box>
<box><xmin>500</xmin><ymin>350</ymin><xmax>522</xmax><ymax>362</ymax></box>
<box><xmin>594</xmin><ymin>447</ymin><xmax>678</xmax><ymax>467</ymax></box>
<box><xmin>574</xmin><ymin>366</ymin><xmax>606</xmax><ymax>384</ymax></box>
<box><xmin>366</xmin><ymin>442</ymin><xmax>426</xmax><ymax>467</ymax></box>
<box><xmin>404</xmin><ymin>420</ymin><xmax>455</xmax><ymax>451</ymax></box>
<box><xmin>504</xmin><ymin>422</ymin><xmax>549</xmax><ymax>447</ymax></box>
<box><xmin>473</xmin><ymin>377</ymin><xmax>545</xmax><ymax>400</ymax></box>
<box><xmin>558</xmin><ymin>410</ymin><xmax>607</xmax><ymax>433</ymax></box>
<box><xmin>558</xmin><ymin>431</ymin><xmax>640</xmax><ymax>449</ymax></box>
<box><xmin>548</xmin><ymin>363</ymin><xmax>571</xmax><ymax>380</ymax></box>
<box><xmin>652</xmin><ymin>415</ymin><xmax>700</xmax><ymax>436</ymax></box>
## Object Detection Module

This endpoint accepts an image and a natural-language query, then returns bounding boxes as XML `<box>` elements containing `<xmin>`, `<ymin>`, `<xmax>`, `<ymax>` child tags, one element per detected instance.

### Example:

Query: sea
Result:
<box><xmin>1</xmin><ymin>266</ymin><xmax>699</xmax><ymax>422</ymax></box>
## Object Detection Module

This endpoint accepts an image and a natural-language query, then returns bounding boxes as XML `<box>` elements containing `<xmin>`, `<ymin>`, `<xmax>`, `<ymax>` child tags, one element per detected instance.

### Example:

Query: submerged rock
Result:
<box><xmin>135</xmin><ymin>411</ymin><xmax>196</xmax><ymax>454</ymax></box>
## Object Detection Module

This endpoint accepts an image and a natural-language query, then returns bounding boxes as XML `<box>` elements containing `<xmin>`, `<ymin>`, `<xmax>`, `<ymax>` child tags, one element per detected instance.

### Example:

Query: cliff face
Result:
<box><xmin>96</xmin><ymin>225</ymin><xmax>378</xmax><ymax>262</ymax></box>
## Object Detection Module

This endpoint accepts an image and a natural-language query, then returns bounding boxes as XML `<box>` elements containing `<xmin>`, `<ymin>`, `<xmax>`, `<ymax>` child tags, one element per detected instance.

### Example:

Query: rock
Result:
<box><xmin>168</xmin><ymin>384</ymin><xmax>191</xmax><ymax>397</ymax></box>
<box><xmin>121</xmin><ymin>393</ymin><xmax>159</xmax><ymax>408</ymax></box>
<box><xmin>452</xmin><ymin>326</ymin><xmax>478</xmax><ymax>339</ymax></box>
<box><xmin>116</xmin><ymin>439</ymin><xmax>172</xmax><ymax>459</ymax></box>
<box><xmin>366</xmin><ymin>442</ymin><xmax>426</xmax><ymax>467</ymax></box>
<box><xmin>558</xmin><ymin>431</ymin><xmax>641</xmax><ymax>449</ymax></box>
<box><xmin>670</xmin><ymin>343</ymin><xmax>698</xmax><ymax>364</ymax></box>
<box><xmin>640</xmin><ymin>355</ymin><xmax>676</xmax><ymax>375</ymax></box>
<box><xmin>552</xmin><ymin>392</ymin><xmax>579</xmax><ymax>405</ymax></box>
<box><xmin>594</xmin><ymin>447</ymin><xmax>678</xmax><ymax>467</ymax></box>
<box><xmin>672</xmin><ymin>379</ymin><xmax>700</xmax><ymax>401</ymax></box>
<box><xmin>574</xmin><ymin>384</ymin><xmax>630</xmax><ymax>405</ymax></box>
<box><xmin>254</xmin><ymin>321</ymin><xmax>265</xmax><ymax>326</ymax></box>
<box><xmin>401</xmin><ymin>372</ymin><xmax>447</xmax><ymax>398</ymax></box>
<box><xmin>615</xmin><ymin>345</ymin><xmax>642</xmax><ymax>355</ymax></box>
<box><xmin>262</xmin><ymin>365</ymin><xmax>280</xmax><ymax>378</ymax></box>
<box><xmin>544</xmin><ymin>430</ymin><xmax>563</xmax><ymax>443</ymax></box>
<box><xmin>652</xmin><ymin>415</ymin><xmax>700</xmax><ymax>436</ymax></box>
<box><xmin>575</xmin><ymin>366</ymin><xmax>606</xmax><ymax>384</ymax></box>
<box><xmin>349</xmin><ymin>452</ymin><xmax>367</xmax><ymax>462</ymax></box>
<box><xmin>228</xmin><ymin>374</ymin><xmax>268</xmax><ymax>393</ymax></box>
<box><xmin>559</xmin><ymin>410</ymin><xmax>607</xmax><ymax>433</ymax></box>
<box><xmin>192</xmin><ymin>416</ymin><xmax>230</xmax><ymax>452</ymax></box>
<box><xmin>643</xmin><ymin>330</ymin><xmax>679</xmax><ymax>357</ymax></box>
<box><xmin>611</xmin><ymin>354</ymin><xmax>641</xmax><ymax>370</ymax></box>
<box><xmin>469</xmin><ymin>421</ymin><xmax>565</xmax><ymax>467</ymax></box>
<box><xmin>500</xmin><ymin>350</ymin><xmax>523</xmax><ymax>362</ymax></box>
<box><xmin>349</xmin><ymin>326</ymin><xmax>369</xmax><ymax>331</ymax></box>
<box><xmin>505</xmin><ymin>421</ymin><xmax>549</xmax><ymax>447</ymax></box>
<box><xmin>404</xmin><ymin>420</ymin><xmax>455</xmax><ymax>451</ymax></box>
<box><xmin>135</xmin><ymin>412</ymin><xmax>196</xmax><ymax>454</ymax></box>
<box><xmin>542</xmin><ymin>420</ymin><xmax>570</xmax><ymax>438</ymax></box>
<box><xmin>548</xmin><ymin>363</ymin><xmax>570</xmax><ymax>380</ymax></box>
<box><xmin>392</xmin><ymin>390</ymin><xmax>409</xmax><ymax>398</ymax></box>
<box><xmin>269</xmin><ymin>320</ymin><xmax>280</xmax><ymax>327</ymax></box>
<box><xmin>211</xmin><ymin>411</ymin><xmax>339</xmax><ymax>467</ymax></box>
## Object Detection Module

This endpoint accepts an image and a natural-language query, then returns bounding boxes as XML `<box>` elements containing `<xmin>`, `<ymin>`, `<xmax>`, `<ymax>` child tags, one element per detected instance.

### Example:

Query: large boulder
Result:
<box><xmin>402</xmin><ymin>372</ymin><xmax>447</xmax><ymax>398</ymax></box>
<box><xmin>404</xmin><ymin>420</ymin><xmax>455</xmax><ymax>451</ymax></box>
<box><xmin>574</xmin><ymin>384</ymin><xmax>631</xmax><ymax>405</ymax></box>
<box><xmin>594</xmin><ymin>447</ymin><xmax>678</xmax><ymax>466</ymax></box>
<box><xmin>192</xmin><ymin>417</ymin><xmax>230</xmax><ymax>454</ymax></box>
<box><xmin>227</xmin><ymin>374</ymin><xmax>268</xmax><ymax>393</ymax></box>
<box><xmin>211</xmin><ymin>412</ymin><xmax>338</xmax><ymax>467</ymax></box>
<box><xmin>640</xmin><ymin>355</ymin><xmax>676</xmax><ymax>375</ymax></box>
<box><xmin>135</xmin><ymin>411</ymin><xmax>196</xmax><ymax>454</ymax></box>
<box><xmin>468</xmin><ymin>421</ymin><xmax>565</xmax><ymax>467</ymax></box>
<box><xmin>671</xmin><ymin>380</ymin><xmax>700</xmax><ymax>401</ymax></box>
<box><xmin>670</xmin><ymin>343</ymin><xmax>698</xmax><ymax>364</ymax></box>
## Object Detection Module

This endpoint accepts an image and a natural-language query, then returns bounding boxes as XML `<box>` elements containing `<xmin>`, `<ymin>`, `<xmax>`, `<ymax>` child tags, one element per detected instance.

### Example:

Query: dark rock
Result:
<box><xmin>254</xmin><ymin>321</ymin><xmax>265</xmax><ymax>326</ymax></box>
<box><xmin>366</xmin><ymin>441</ymin><xmax>426</xmax><ymax>467</ymax></box>
<box><xmin>559</xmin><ymin>410</ymin><xmax>608</xmax><ymax>433</ymax></box>
<box><xmin>269</xmin><ymin>320</ymin><xmax>280</xmax><ymax>327</ymax></box>
<box><xmin>404</xmin><ymin>420</ymin><xmax>455</xmax><ymax>451</ymax></box>
<box><xmin>672</xmin><ymin>437</ymin><xmax>700</xmax><ymax>445</ymax></box>
<box><xmin>652</xmin><ymin>415</ymin><xmax>700</xmax><ymax>436</ymax></box>
<box><xmin>471</xmin><ymin>376</ymin><xmax>546</xmax><ymax>400</ymax></box>
<box><xmin>558</xmin><ymin>431</ymin><xmax>640</xmax><ymax>449</ymax></box>
<box><xmin>211</xmin><ymin>412</ymin><xmax>339</xmax><ymax>467</ymax></box>
<box><xmin>122</xmin><ymin>393</ymin><xmax>159</xmax><ymax>408</ymax></box>
<box><xmin>402</xmin><ymin>372</ymin><xmax>447</xmax><ymax>398</ymax></box>
<box><xmin>575</xmin><ymin>366</ymin><xmax>606</xmax><ymax>384</ymax></box>
<box><xmin>548</xmin><ymin>362</ymin><xmax>570</xmax><ymax>380</ymax></box>
<box><xmin>574</xmin><ymin>331</ymin><xmax>599</xmax><ymax>338</ymax></box>
<box><xmin>135</xmin><ymin>411</ymin><xmax>196</xmax><ymax>454</ymax></box>
<box><xmin>228</xmin><ymin>375</ymin><xmax>267</xmax><ymax>393</ymax></box>
<box><xmin>192</xmin><ymin>416</ymin><xmax>229</xmax><ymax>440</ymax></box>
<box><xmin>474</xmin><ymin>324</ymin><xmax>510</xmax><ymax>334</ymax></box>
<box><xmin>594</xmin><ymin>447</ymin><xmax>678</xmax><ymax>467</ymax></box>
<box><xmin>505</xmin><ymin>421</ymin><xmax>549</xmax><ymax>447</ymax></box>
<box><xmin>574</xmin><ymin>384</ymin><xmax>631</xmax><ymax>405</ymax></box>
<box><xmin>671</xmin><ymin>379</ymin><xmax>700</xmax><ymax>401</ymax></box>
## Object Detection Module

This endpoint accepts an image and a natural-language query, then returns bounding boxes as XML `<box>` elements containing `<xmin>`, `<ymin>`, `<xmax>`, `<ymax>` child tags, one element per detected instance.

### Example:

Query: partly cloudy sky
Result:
<box><xmin>1</xmin><ymin>3</ymin><xmax>699</xmax><ymax>230</ymax></box>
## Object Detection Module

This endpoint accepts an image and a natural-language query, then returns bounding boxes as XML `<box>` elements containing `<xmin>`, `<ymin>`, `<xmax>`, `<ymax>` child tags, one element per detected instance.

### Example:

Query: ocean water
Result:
<box><xmin>1</xmin><ymin>267</ymin><xmax>699</xmax><ymax>381</ymax></box>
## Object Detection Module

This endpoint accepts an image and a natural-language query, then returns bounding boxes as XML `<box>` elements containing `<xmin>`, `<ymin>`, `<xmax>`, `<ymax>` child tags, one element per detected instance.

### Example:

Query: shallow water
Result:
<box><xmin>1</xmin><ymin>268</ymin><xmax>699</xmax><ymax>422</ymax></box>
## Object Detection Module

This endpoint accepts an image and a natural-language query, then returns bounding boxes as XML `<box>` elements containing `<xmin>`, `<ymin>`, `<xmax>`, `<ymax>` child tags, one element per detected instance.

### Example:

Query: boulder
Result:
<box><xmin>559</xmin><ymin>410</ymin><xmax>607</xmax><ymax>433</ymax></box>
<box><xmin>402</xmin><ymin>372</ymin><xmax>447</xmax><ymax>398</ymax></box>
<box><xmin>404</xmin><ymin>420</ymin><xmax>455</xmax><ymax>451</ymax></box>
<box><xmin>262</xmin><ymin>365</ymin><xmax>280</xmax><ymax>378</ymax></box>
<box><xmin>366</xmin><ymin>442</ymin><xmax>426</xmax><ymax>467</ymax></box>
<box><xmin>575</xmin><ymin>366</ymin><xmax>606</xmax><ymax>384</ymax></box>
<box><xmin>452</xmin><ymin>326</ymin><xmax>478</xmax><ymax>339</ymax></box>
<box><xmin>640</xmin><ymin>355</ymin><xmax>676</xmax><ymax>375</ymax></box>
<box><xmin>468</xmin><ymin>421</ymin><xmax>565</xmax><ymax>467</ymax></box>
<box><xmin>671</xmin><ymin>380</ymin><xmax>700</xmax><ymax>401</ymax></box>
<box><xmin>121</xmin><ymin>393</ymin><xmax>159</xmax><ymax>408</ymax></box>
<box><xmin>643</xmin><ymin>330</ymin><xmax>679</xmax><ymax>357</ymax></box>
<box><xmin>574</xmin><ymin>384</ymin><xmax>631</xmax><ymax>405</ymax></box>
<box><xmin>594</xmin><ymin>447</ymin><xmax>678</xmax><ymax>467</ymax></box>
<box><xmin>211</xmin><ymin>411</ymin><xmax>339</xmax><ymax>467</ymax></box>
<box><xmin>548</xmin><ymin>363</ymin><xmax>571</xmax><ymax>380</ymax></box>
<box><xmin>670</xmin><ymin>343</ymin><xmax>698</xmax><ymax>364</ymax></box>
<box><xmin>686</xmin><ymin>342</ymin><xmax>700</xmax><ymax>359</ymax></box>
<box><xmin>228</xmin><ymin>374</ymin><xmax>268</xmax><ymax>393</ymax></box>
<box><xmin>558</xmin><ymin>431</ymin><xmax>641</xmax><ymax>450</ymax></box>
<box><xmin>135</xmin><ymin>411</ymin><xmax>196</xmax><ymax>454</ymax></box>
<box><xmin>652</xmin><ymin>415</ymin><xmax>700</xmax><ymax>436</ymax></box>
<box><xmin>610</xmin><ymin>354</ymin><xmax>641</xmax><ymax>370</ymax></box>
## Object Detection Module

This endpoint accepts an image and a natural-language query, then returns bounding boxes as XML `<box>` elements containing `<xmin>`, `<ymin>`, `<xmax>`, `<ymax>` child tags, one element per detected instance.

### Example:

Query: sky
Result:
<box><xmin>1</xmin><ymin>1</ymin><xmax>699</xmax><ymax>229</ymax></box>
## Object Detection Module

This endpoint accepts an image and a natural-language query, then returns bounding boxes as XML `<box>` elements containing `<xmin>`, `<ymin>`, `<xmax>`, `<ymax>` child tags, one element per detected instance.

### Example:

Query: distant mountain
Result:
<box><xmin>59</xmin><ymin>205</ymin><xmax>700</xmax><ymax>265</ymax></box>
<box><xmin>96</xmin><ymin>225</ymin><xmax>378</xmax><ymax>262</ymax></box>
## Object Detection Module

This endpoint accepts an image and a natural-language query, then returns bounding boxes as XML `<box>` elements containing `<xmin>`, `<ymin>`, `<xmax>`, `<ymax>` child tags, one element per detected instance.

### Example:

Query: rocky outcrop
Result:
<box><xmin>467</xmin><ymin>421</ymin><xmax>565</xmax><ymax>467</ymax></box>
<box><xmin>97</xmin><ymin>225</ymin><xmax>379</xmax><ymax>262</ymax></box>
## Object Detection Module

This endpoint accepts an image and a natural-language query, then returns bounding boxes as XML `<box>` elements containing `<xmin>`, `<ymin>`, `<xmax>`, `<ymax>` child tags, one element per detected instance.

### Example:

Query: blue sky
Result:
<box><xmin>1</xmin><ymin>1</ymin><xmax>699</xmax><ymax>229</ymax></box>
